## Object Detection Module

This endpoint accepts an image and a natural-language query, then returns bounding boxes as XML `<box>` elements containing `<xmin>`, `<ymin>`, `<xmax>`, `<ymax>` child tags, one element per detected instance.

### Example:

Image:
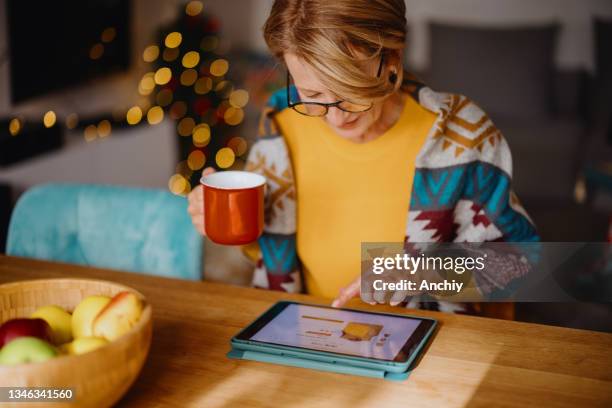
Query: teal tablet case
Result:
<box><xmin>227</xmin><ymin>303</ymin><xmax>437</xmax><ymax>381</ymax></box>
<box><xmin>227</xmin><ymin>348</ymin><xmax>412</xmax><ymax>381</ymax></box>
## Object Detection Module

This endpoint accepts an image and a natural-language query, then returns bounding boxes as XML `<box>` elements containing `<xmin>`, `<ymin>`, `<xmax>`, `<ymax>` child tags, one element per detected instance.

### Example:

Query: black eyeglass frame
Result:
<box><xmin>285</xmin><ymin>54</ymin><xmax>385</xmax><ymax>117</ymax></box>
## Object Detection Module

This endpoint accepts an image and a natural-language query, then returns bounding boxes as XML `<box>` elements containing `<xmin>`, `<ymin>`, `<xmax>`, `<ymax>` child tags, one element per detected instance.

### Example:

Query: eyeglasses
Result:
<box><xmin>286</xmin><ymin>54</ymin><xmax>385</xmax><ymax>117</ymax></box>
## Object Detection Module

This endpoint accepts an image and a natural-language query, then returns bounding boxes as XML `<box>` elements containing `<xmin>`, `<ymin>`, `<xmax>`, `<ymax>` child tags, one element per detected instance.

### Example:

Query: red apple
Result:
<box><xmin>0</xmin><ymin>318</ymin><xmax>53</xmax><ymax>347</ymax></box>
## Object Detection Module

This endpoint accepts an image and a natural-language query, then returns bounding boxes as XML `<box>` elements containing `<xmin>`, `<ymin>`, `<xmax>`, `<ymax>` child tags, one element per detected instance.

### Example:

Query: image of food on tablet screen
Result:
<box><xmin>251</xmin><ymin>304</ymin><xmax>422</xmax><ymax>360</ymax></box>
<box><xmin>341</xmin><ymin>322</ymin><xmax>383</xmax><ymax>341</ymax></box>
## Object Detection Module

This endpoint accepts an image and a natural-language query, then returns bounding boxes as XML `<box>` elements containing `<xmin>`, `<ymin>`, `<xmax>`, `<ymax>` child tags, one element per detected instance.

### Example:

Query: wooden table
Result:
<box><xmin>1</xmin><ymin>255</ymin><xmax>611</xmax><ymax>408</ymax></box>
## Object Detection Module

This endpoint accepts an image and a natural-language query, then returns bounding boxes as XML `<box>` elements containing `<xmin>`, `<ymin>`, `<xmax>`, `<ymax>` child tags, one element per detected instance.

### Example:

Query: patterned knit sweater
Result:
<box><xmin>244</xmin><ymin>76</ymin><xmax>540</xmax><ymax>294</ymax></box>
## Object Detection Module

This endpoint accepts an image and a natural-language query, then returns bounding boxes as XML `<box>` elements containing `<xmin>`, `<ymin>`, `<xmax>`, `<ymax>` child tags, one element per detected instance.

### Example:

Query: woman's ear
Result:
<box><xmin>384</xmin><ymin>49</ymin><xmax>403</xmax><ymax>84</ymax></box>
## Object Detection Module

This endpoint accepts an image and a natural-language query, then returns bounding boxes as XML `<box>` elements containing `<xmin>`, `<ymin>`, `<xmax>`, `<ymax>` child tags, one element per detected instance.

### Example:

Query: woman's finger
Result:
<box><xmin>331</xmin><ymin>277</ymin><xmax>361</xmax><ymax>308</ymax></box>
<box><xmin>202</xmin><ymin>167</ymin><xmax>216</xmax><ymax>177</ymax></box>
<box><xmin>389</xmin><ymin>290</ymin><xmax>409</xmax><ymax>307</ymax></box>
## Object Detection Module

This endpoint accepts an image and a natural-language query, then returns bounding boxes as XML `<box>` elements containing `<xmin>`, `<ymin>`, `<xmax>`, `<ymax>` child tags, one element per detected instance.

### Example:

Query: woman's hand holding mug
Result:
<box><xmin>187</xmin><ymin>167</ymin><xmax>216</xmax><ymax>236</ymax></box>
<box><xmin>189</xmin><ymin>167</ymin><xmax>266</xmax><ymax>245</ymax></box>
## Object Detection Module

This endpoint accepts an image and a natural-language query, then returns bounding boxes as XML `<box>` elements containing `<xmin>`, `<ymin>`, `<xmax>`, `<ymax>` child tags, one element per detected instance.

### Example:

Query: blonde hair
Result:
<box><xmin>263</xmin><ymin>0</ymin><xmax>407</xmax><ymax>103</ymax></box>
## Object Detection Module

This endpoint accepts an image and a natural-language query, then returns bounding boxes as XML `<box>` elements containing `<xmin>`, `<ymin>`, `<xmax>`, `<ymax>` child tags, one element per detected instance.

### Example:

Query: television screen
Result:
<box><xmin>7</xmin><ymin>0</ymin><xmax>131</xmax><ymax>103</ymax></box>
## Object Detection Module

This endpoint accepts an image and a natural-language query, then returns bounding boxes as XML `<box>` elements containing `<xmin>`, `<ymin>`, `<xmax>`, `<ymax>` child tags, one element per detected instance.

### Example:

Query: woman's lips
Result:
<box><xmin>338</xmin><ymin>118</ymin><xmax>359</xmax><ymax>130</ymax></box>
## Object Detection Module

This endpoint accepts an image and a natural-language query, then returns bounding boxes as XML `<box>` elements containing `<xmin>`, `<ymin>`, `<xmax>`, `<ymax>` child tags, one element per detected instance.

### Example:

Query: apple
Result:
<box><xmin>31</xmin><ymin>305</ymin><xmax>73</xmax><ymax>345</ymax></box>
<box><xmin>61</xmin><ymin>336</ymin><xmax>108</xmax><ymax>355</ymax></box>
<box><xmin>93</xmin><ymin>291</ymin><xmax>143</xmax><ymax>341</ymax></box>
<box><xmin>0</xmin><ymin>336</ymin><xmax>57</xmax><ymax>365</ymax></box>
<box><xmin>0</xmin><ymin>318</ymin><xmax>53</xmax><ymax>348</ymax></box>
<box><xmin>72</xmin><ymin>295</ymin><xmax>111</xmax><ymax>339</ymax></box>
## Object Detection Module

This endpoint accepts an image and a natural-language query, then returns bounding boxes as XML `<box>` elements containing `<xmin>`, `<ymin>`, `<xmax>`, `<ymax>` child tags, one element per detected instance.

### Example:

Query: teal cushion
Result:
<box><xmin>7</xmin><ymin>183</ymin><xmax>202</xmax><ymax>280</ymax></box>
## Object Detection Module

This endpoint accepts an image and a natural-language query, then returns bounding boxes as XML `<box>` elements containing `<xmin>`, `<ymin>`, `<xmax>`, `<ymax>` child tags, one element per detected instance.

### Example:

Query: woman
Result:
<box><xmin>188</xmin><ymin>0</ymin><xmax>539</xmax><ymax>309</ymax></box>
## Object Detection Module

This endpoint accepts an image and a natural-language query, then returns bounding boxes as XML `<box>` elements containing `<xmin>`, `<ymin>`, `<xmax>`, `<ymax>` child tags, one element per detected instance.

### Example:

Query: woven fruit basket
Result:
<box><xmin>0</xmin><ymin>278</ymin><xmax>152</xmax><ymax>408</ymax></box>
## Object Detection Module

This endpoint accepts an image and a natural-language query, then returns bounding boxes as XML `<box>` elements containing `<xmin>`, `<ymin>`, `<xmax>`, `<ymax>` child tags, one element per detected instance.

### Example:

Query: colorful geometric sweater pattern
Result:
<box><xmin>244</xmin><ymin>77</ymin><xmax>540</xmax><ymax>294</ymax></box>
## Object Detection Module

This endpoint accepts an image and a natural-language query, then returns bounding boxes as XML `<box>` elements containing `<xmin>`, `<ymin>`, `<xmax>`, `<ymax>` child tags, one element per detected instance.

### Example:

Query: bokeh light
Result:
<box><xmin>163</xmin><ymin>47</ymin><xmax>179</xmax><ymax>62</ymax></box>
<box><xmin>182</xmin><ymin>51</ymin><xmax>200</xmax><ymax>69</ymax></box>
<box><xmin>89</xmin><ymin>43</ymin><xmax>104</xmax><ymax>60</ymax></box>
<box><xmin>43</xmin><ymin>111</ymin><xmax>56</xmax><ymax>128</ymax></box>
<box><xmin>142</xmin><ymin>45</ymin><xmax>160</xmax><ymax>62</ymax></box>
<box><xmin>126</xmin><ymin>106</ymin><xmax>143</xmax><ymax>125</ymax></box>
<box><xmin>216</xmin><ymin>147</ymin><xmax>235</xmax><ymax>169</ymax></box>
<box><xmin>194</xmin><ymin>77</ymin><xmax>212</xmax><ymax>94</ymax></box>
<box><xmin>139</xmin><ymin>72</ymin><xmax>156</xmax><ymax>95</ymax></box>
<box><xmin>8</xmin><ymin>118</ymin><xmax>21</xmax><ymax>136</ymax></box>
<box><xmin>156</xmin><ymin>89</ymin><xmax>174</xmax><ymax>107</ymax></box>
<box><xmin>224</xmin><ymin>107</ymin><xmax>244</xmax><ymax>126</ymax></box>
<box><xmin>169</xmin><ymin>101</ymin><xmax>187</xmax><ymax>120</ymax></box>
<box><xmin>228</xmin><ymin>136</ymin><xmax>248</xmax><ymax>156</ymax></box>
<box><xmin>185</xmin><ymin>1</ymin><xmax>204</xmax><ymax>16</ymax></box>
<box><xmin>177</xmin><ymin>117</ymin><xmax>195</xmax><ymax>136</ymax></box>
<box><xmin>165</xmin><ymin>32</ymin><xmax>182</xmax><ymax>48</ymax></box>
<box><xmin>101</xmin><ymin>27</ymin><xmax>116</xmax><ymax>43</ymax></box>
<box><xmin>98</xmin><ymin>120</ymin><xmax>111</xmax><ymax>137</ymax></box>
<box><xmin>175</xmin><ymin>160</ymin><xmax>193</xmax><ymax>178</ymax></box>
<box><xmin>180</xmin><ymin>69</ymin><xmax>198</xmax><ymax>86</ymax></box>
<box><xmin>168</xmin><ymin>174</ymin><xmax>189</xmax><ymax>195</ymax></box>
<box><xmin>84</xmin><ymin>125</ymin><xmax>97</xmax><ymax>142</ymax></box>
<box><xmin>187</xmin><ymin>150</ymin><xmax>206</xmax><ymax>170</ymax></box>
<box><xmin>229</xmin><ymin>89</ymin><xmax>249</xmax><ymax>108</ymax></box>
<box><xmin>65</xmin><ymin>113</ymin><xmax>79</xmax><ymax>129</ymax></box>
<box><xmin>210</xmin><ymin>59</ymin><xmax>229</xmax><ymax>77</ymax></box>
<box><xmin>154</xmin><ymin>67</ymin><xmax>172</xmax><ymax>85</ymax></box>
<box><xmin>192</xmin><ymin>123</ymin><xmax>211</xmax><ymax>147</ymax></box>
<box><xmin>147</xmin><ymin>106</ymin><xmax>164</xmax><ymax>125</ymax></box>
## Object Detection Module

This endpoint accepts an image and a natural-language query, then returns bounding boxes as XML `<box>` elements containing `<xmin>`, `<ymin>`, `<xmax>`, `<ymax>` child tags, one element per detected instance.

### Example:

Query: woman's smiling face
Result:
<box><xmin>284</xmin><ymin>53</ymin><xmax>386</xmax><ymax>143</ymax></box>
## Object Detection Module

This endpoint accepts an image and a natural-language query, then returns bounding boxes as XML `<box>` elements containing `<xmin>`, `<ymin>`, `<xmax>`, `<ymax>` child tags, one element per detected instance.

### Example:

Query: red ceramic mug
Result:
<box><xmin>200</xmin><ymin>171</ymin><xmax>266</xmax><ymax>245</ymax></box>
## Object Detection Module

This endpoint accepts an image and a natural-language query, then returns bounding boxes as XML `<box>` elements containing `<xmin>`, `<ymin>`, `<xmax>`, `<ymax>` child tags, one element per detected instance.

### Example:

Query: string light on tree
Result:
<box><xmin>168</xmin><ymin>173</ymin><xmax>189</xmax><ymax>195</ymax></box>
<box><xmin>187</xmin><ymin>150</ymin><xmax>206</xmax><ymax>170</ymax></box>
<box><xmin>185</xmin><ymin>1</ymin><xmax>204</xmax><ymax>16</ymax></box>
<box><xmin>84</xmin><ymin>125</ymin><xmax>97</xmax><ymax>142</ymax></box>
<box><xmin>154</xmin><ymin>67</ymin><xmax>172</xmax><ymax>85</ymax></box>
<box><xmin>16</xmin><ymin>0</ymin><xmax>251</xmax><ymax>198</ymax></box>
<box><xmin>98</xmin><ymin>120</ymin><xmax>111</xmax><ymax>137</ymax></box>
<box><xmin>143</xmin><ymin>45</ymin><xmax>160</xmax><ymax>62</ymax></box>
<box><xmin>177</xmin><ymin>117</ymin><xmax>195</xmax><ymax>136</ymax></box>
<box><xmin>126</xmin><ymin>106</ymin><xmax>143</xmax><ymax>125</ymax></box>
<box><xmin>65</xmin><ymin>113</ymin><xmax>79</xmax><ymax>129</ymax></box>
<box><xmin>215</xmin><ymin>147</ymin><xmax>235</xmax><ymax>169</ymax></box>
<box><xmin>165</xmin><ymin>32</ymin><xmax>182</xmax><ymax>48</ymax></box>
<box><xmin>43</xmin><ymin>111</ymin><xmax>56</xmax><ymax>128</ymax></box>
<box><xmin>147</xmin><ymin>106</ymin><xmax>164</xmax><ymax>125</ymax></box>
<box><xmin>101</xmin><ymin>27</ymin><xmax>116</xmax><ymax>43</ymax></box>
<box><xmin>8</xmin><ymin>118</ymin><xmax>21</xmax><ymax>136</ymax></box>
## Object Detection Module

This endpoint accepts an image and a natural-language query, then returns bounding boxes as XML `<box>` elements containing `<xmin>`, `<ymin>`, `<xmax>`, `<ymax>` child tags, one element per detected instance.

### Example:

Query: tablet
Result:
<box><xmin>232</xmin><ymin>301</ymin><xmax>436</xmax><ymax>371</ymax></box>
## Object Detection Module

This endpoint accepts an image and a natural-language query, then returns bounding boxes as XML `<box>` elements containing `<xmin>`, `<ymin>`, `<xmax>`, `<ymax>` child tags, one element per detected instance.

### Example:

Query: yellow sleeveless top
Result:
<box><xmin>275</xmin><ymin>95</ymin><xmax>436</xmax><ymax>298</ymax></box>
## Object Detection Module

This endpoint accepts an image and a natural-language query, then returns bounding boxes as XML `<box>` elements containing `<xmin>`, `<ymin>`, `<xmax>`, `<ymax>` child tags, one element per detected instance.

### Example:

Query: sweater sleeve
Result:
<box><xmin>406</xmin><ymin>93</ymin><xmax>539</xmax><ymax>297</ymax></box>
<box><xmin>242</xmin><ymin>90</ymin><xmax>302</xmax><ymax>293</ymax></box>
<box><xmin>407</xmin><ymin>92</ymin><xmax>539</xmax><ymax>243</ymax></box>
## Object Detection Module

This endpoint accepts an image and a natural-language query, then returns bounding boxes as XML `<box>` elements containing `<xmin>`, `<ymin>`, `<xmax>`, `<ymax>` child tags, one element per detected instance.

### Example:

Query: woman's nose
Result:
<box><xmin>325</xmin><ymin>106</ymin><xmax>352</xmax><ymax>126</ymax></box>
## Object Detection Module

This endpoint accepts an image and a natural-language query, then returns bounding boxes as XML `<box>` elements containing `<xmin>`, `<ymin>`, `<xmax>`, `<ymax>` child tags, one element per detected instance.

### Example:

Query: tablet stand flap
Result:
<box><xmin>227</xmin><ymin>348</ymin><xmax>411</xmax><ymax>381</ymax></box>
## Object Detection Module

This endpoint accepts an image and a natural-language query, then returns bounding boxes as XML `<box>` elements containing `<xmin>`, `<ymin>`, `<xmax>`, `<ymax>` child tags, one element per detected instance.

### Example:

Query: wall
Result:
<box><xmin>2</xmin><ymin>0</ymin><xmax>611</xmax><ymax>121</ymax></box>
<box><xmin>404</xmin><ymin>0</ymin><xmax>612</xmax><ymax>73</ymax></box>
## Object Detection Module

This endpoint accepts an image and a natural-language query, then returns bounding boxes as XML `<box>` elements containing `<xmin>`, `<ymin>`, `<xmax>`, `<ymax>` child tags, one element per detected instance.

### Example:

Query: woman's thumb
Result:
<box><xmin>202</xmin><ymin>167</ymin><xmax>216</xmax><ymax>177</ymax></box>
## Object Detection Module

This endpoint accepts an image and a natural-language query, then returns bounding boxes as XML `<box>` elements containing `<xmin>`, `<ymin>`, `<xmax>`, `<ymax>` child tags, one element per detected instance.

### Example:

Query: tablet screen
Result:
<box><xmin>243</xmin><ymin>303</ymin><xmax>432</xmax><ymax>362</ymax></box>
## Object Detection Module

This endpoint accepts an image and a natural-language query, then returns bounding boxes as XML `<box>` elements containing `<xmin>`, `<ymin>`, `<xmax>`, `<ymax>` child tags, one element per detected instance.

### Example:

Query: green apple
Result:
<box><xmin>0</xmin><ymin>336</ymin><xmax>57</xmax><ymax>365</ymax></box>
<box><xmin>72</xmin><ymin>295</ymin><xmax>111</xmax><ymax>339</ymax></box>
<box><xmin>31</xmin><ymin>305</ymin><xmax>73</xmax><ymax>344</ymax></box>
<box><xmin>61</xmin><ymin>336</ymin><xmax>108</xmax><ymax>355</ymax></box>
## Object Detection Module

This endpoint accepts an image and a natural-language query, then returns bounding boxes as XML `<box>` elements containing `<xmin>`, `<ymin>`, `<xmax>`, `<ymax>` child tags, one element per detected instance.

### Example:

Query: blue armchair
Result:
<box><xmin>6</xmin><ymin>183</ymin><xmax>203</xmax><ymax>280</ymax></box>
